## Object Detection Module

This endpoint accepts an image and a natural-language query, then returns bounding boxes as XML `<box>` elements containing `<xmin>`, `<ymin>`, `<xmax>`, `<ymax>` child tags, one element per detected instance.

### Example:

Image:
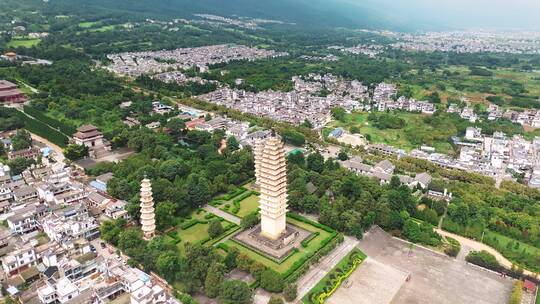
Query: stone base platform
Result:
<box><xmin>234</xmin><ymin>223</ymin><xmax>312</xmax><ymax>262</ymax></box>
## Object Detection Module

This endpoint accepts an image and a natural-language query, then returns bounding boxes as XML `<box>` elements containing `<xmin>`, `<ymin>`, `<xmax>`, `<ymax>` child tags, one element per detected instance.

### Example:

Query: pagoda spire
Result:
<box><xmin>139</xmin><ymin>178</ymin><xmax>156</xmax><ymax>240</ymax></box>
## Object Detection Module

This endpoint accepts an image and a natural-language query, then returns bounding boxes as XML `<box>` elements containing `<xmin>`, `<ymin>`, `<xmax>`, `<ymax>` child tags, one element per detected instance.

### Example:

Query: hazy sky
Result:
<box><xmin>345</xmin><ymin>0</ymin><xmax>540</xmax><ymax>30</ymax></box>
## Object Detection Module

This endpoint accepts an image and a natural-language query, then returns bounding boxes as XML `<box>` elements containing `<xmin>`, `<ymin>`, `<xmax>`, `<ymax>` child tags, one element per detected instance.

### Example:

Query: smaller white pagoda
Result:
<box><xmin>139</xmin><ymin>178</ymin><xmax>156</xmax><ymax>240</ymax></box>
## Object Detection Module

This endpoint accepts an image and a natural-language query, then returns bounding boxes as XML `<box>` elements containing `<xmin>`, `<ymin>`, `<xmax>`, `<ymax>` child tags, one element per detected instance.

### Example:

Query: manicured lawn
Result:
<box><xmin>162</xmin><ymin>209</ymin><xmax>237</xmax><ymax>254</ymax></box>
<box><xmin>236</xmin><ymin>194</ymin><xmax>260</xmax><ymax>218</ymax></box>
<box><xmin>224</xmin><ymin>217</ymin><xmax>334</xmax><ymax>274</ymax></box>
<box><xmin>303</xmin><ymin>248</ymin><xmax>367</xmax><ymax>304</ymax></box>
<box><xmin>7</xmin><ymin>38</ymin><xmax>41</xmax><ymax>48</ymax></box>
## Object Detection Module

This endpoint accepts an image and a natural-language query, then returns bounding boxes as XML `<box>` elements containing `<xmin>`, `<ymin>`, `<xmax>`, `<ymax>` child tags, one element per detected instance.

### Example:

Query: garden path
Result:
<box><xmin>204</xmin><ymin>205</ymin><xmax>241</xmax><ymax>225</ymax></box>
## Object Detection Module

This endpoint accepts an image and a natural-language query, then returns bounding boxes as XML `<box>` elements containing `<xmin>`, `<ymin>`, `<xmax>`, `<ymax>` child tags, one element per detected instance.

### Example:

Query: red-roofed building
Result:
<box><xmin>0</xmin><ymin>80</ymin><xmax>26</xmax><ymax>104</ymax></box>
<box><xmin>185</xmin><ymin>118</ymin><xmax>206</xmax><ymax>130</ymax></box>
<box><xmin>523</xmin><ymin>279</ymin><xmax>537</xmax><ymax>294</ymax></box>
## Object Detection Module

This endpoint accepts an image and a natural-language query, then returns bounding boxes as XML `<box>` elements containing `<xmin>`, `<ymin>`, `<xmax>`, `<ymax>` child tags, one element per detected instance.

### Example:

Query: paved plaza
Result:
<box><xmin>330</xmin><ymin>226</ymin><xmax>514</xmax><ymax>304</ymax></box>
<box><xmin>328</xmin><ymin>257</ymin><xmax>408</xmax><ymax>304</ymax></box>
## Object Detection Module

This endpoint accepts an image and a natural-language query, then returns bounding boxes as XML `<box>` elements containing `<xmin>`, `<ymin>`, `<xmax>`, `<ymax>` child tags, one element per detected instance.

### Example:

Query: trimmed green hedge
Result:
<box><xmin>220</xmin><ymin>187</ymin><xmax>248</xmax><ymax>201</ymax></box>
<box><xmin>209</xmin><ymin>225</ymin><xmax>240</xmax><ymax>246</ymax></box>
<box><xmin>301</xmin><ymin>232</ymin><xmax>320</xmax><ymax>248</ymax></box>
<box><xmin>231</xmin><ymin>191</ymin><xmax>255</xmax><ymax>214</ymax></box>
<box><xmin>283</xmin><ymin>233</ymin><xmax>342</xmax><ymax>282</ymax></box>
<box><xmin>23</xmin><ymin>105</ymin><xmax>76</xmax><ymax>135</ymax></box>
<box><xmin>308</xmin><ymin>250</ymin><xmax>365</xmax><ymax>304</ymax></box>
<box><xmin>179</xmin><ymin>219</ymin><xmax>208</xmax><ymax>230</ymax></box>
<box><xmin>4</xmin><ymin>107</ymin><xmax>69</xmax><ymax>147</ymax></box>
<box><xmin>287</xmin><ymin>213</ymin><xmax>335</xmax><ymax>233</ymax></box>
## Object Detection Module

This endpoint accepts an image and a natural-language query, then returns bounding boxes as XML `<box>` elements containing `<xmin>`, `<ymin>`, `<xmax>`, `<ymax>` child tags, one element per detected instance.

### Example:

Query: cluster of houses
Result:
<box><xmin>340</xmin><ymin>156</ymin><xmax>436</xmax><ymax>192</ymax></box>
<box><xmin>193</xmin><ymin>14</ymin><xmax>285</xmax><ymax>30</ymax></box>
<box><xmin>105</xmin><ymin>44</ymin><xmax>288</xmax><ymax>77</ymax></box>
<box><xmin>503</xmin><ymin>109</ymin><xmax>540</xmax><ymax>129</ymax></box>
<box><xmin>152</xmin><ymin>71</ymin><xmax>214</xmax><ymax>86</ymax></box>
<box><xmin>448</xmin><ymin>102</ymin><xmax>540</xmax><ymax>128</ymax></box>
<box><xmin>0</xmin><ymin>135</ymin><xmax>180</xmax><ymax>303</ymax></box>
<box><xmin>391</xmin><ymin>30</ymin><xmax>540</xmax><ymax>54</ymax></box>
<box><xmin>199</xmin><ymin>73</ymin><xmax>369</xmax><ymax>129</ymax></box>
<box><xmin>371</xmin><ymin>83</ymin><xmax>436</xmax><ymax>114</ymax></box>
<box><xmin>407</xmin><ymin>128</ymin><xmax>540</xmax><ymax>187</ymax></box>
<box><xmin>328</xmin><ymin>44</ymin><xmax>385</xmax><ymax>58</ymax></box>
<box><xmin>446</xmin><ymin>103</ymin><xmax>480</xmax><ymax>123</ymax></box>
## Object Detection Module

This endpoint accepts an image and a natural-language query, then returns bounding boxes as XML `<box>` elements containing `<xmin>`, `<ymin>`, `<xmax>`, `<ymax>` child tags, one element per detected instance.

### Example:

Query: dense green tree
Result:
<box><xmin>240</xmin><ymin>212</ymin><xmax>259</xmax><ymax>229</ymax></box>
<box><xmin>260</xmin><ymin>269</ymin><xmax>284</xmax><ymax>292</ymax></box>
<box><xmin>283</xmin><ymin>283</ymin><xmax>297</xmax><ymax>302</ymax></box>
<box><xmin>205</xmin><ymin>263</ymin><xmax>226</xmax><ymax>298</ymax></box>
<box><xmin>287</xmin><ymin>152</ymin><xmax>305</xmax><ymax>167</ymax></box>
<box><xmin>159</xmin><ymin>159</ymin><xmax>189</xmax><ymax>181</ymax></box>
<box><xmin>183</xmin><ymin>244</ymin><xmax>221</xmax><ymax>292</ymax></box>
<box><xmin>236</xmin><ymin>253</ymin><xmax>253</xmax><ymax>272</ymax></box>
<box><xmin>185</xmin><ymin>173</ymin><xmax>212</xmax><ymax>208</ymax></box>
<box><xmin>331</xmin><ymin>107</ymin><xmax>346</xmax><ymax>122</ymax></box>
<box><xmin>337</xmin><ymin>150</ymin><xmax>349</xmax><ymax>161</ymax></box>
<box><xmin>156</xmin><ymin>251</ymin><xmax>185</xmax><ymax>282</ymax></box>
<box><xmin>11</xmin><ymin>130</ymin><xmax>32</xmax><ymax>151</ymax></box>
<box><xmin>7</xmin><ymin>157</ymin><xmax>35</xmax><ymax>175</ymax></box>
<box><xmin>249</xmin><ymin>262</ymin><xmax>266</xmax><ymax>281</ymax></box>
<box><xmin>281</xmin><ymin>130</ymin><xmax>306</xmax><ymax>146</ymax></box>
<box><xmin>224</xmin><ymin>247</ymin><xmax>240</xmax><ymax>270</ymax></box>
<box><xmin>208</xmin><ymin>219</ymin><xmax>224</xmax><ymax>238</ymax></box>
<box><xmin>226</xmin><ymin>136</ymin><xmax>239</xmax><ymax>152</ymax></box>
<box><xmin>166</xmin><ymin>118</ymin><xmax>186</xmax><ymax>138</ymax></box>
<box><xmin>155</xmin><ymin>201</ymin><xmax>177</xmax><ymax>230</ymax></box>
<box><xmin>219</xmin><ymin>280</ymin><xmax>252</xmax><ymax>304</ymax></box>
<box><xmin>63</xmin><ymin>144</ymin><xmax>89</xmax><ymax>161</ymax></box>
<box><xmin>306</xmin><ymin>152</ymin><xmax>324</xmax><ymax>173</ymax></box>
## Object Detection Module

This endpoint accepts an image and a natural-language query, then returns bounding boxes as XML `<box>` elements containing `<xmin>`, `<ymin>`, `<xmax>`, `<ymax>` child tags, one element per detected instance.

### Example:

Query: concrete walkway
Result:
<box><xmin>435</xmin><ymin>228</ymin><xmax>537</xmax><ymax>277</ymax></box>
<box><xmin>203</xmin><ymin>205</ymin><xmax>241</xmax><ymax>225</ymax></box>
<box><xmin>293</xmin><ymin>236</ymin><xmax>359</xmax><ymax>303</ymax></box>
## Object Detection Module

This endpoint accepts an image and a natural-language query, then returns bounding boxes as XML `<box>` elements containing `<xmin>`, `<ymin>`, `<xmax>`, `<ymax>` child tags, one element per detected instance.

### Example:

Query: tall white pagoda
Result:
<box><xmin>139</xmin><ymin>178</ymin><xmax>156</xmax><ymax>240</ymax></box>
<box><xmin>253</xmin><ymin>139</ymin><xmax>264</xmax><ymax>186</ymax></box>
<box><xmin>257</xmin><ymin>135</ymin><xmax>288</xmax><ymax>240</ymax></box>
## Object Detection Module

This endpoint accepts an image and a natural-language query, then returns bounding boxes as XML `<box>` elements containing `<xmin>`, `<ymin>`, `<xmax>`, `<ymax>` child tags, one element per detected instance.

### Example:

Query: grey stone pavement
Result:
<box><xmin>203</xmin><ymin>205</ymin><xmax>241</xmax><ymax>225</ymax></box>
<box><xmin>328</xmin><ymin>257</ymin><xmax>408</xmax><ymax>304</ymax></box>
<box><xmin>347</xmin><ymin>226</ymin><xmax>514</xmax><ymax>304</ymax></box>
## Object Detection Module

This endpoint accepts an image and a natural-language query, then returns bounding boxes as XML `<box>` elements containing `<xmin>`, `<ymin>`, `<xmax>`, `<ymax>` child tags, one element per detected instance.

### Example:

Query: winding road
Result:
<box><xmin>434</xmin><ymin>228</ymin><xmax>537</xmax><ymax>277</ymax></box>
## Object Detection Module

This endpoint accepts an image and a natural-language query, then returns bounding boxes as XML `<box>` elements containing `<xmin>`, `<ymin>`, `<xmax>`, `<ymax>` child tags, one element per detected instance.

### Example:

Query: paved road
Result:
<box><xmin>203</xmin><ymin>205</ymin><xmax>241</xmax><ymax>225</ymax></box>
<box><xmin>293</xmin><ymin>236</ymin><xmax>359</xmax><ymax>303</ymax></box>
<box><xmin>30</xmin><ymin>132</ymin><xmax>66</xmax><ymax>163</ymax></box>
<box><xmin>435</xmin><ymin>228</ymin><xmax>537</xmax><ymax>277</ymax></box>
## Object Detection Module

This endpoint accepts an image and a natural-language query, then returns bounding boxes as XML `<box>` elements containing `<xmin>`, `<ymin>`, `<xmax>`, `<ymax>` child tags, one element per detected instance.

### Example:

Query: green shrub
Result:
<box><xmin>465</xmin><ymin>250</ymin><xmax>502</xmax><ymax>272</ymax></box>
<box><xmin>180</xmin><ymin>219</ymin><xmax>199</xmax><ymax>230</ymax></box>
<box><xmin>509</xmin><ymin>281</ymin><xmax>523</xmax><ymax>304</ymax></box>
<box><xmin>301</xmin><ymin>232</ymin><xmax>320</xmax><ymax>248</ymax></box>
<box><xmin>287</xmin><ymin>213</ymin><xmax>334</xmax><ymax>233</ymax></box>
